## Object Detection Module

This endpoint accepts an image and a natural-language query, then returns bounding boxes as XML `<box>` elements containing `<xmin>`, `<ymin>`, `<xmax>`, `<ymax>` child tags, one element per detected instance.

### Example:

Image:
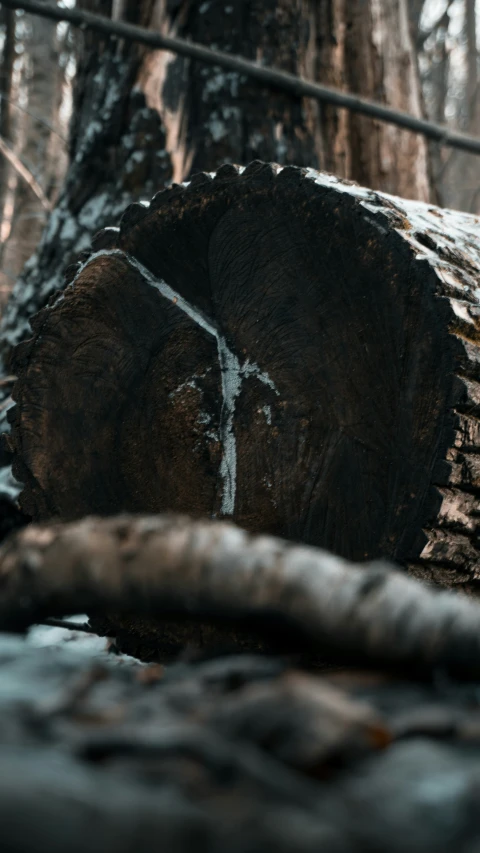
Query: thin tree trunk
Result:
<box><xmin>1</xmin><ymin>13</ymin><xmax>68</xmax><ymax>291</ymax></box>
<box><xmin>463</xmin><ymin>0</ymin><xmax>480</xmax><ymax>212</ymax></box>
<box><xmin>439</xmin><ymin>0</ymin><xmax>480</xmax><ymax>213</ymax></box>
<box><xmin>315</xmin><ymin>0</ymin><xmax>431</xmax><ymax>200</ymax></box>
<box><xmin>0</xmin><ymin>8</ymin><xmax>16</xmax><ymax>300</ymax></box>
<box><xmin>466</xmin><ymin>0</ymin><xmax>477</xmax><ymax>118</ymax></box>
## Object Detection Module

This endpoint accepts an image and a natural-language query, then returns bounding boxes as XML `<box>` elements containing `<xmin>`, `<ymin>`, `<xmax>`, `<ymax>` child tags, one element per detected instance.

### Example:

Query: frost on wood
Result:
<box><xmin>7</xmin><ymin>161</ymin><xmax>480</xmax><ymax>591</ymax></box>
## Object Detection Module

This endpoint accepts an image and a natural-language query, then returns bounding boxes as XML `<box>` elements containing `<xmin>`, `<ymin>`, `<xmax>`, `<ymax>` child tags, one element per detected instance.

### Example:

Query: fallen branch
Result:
<box><xmin>3</xmin><ymin>0</ymin><xmax>480</xmax><ymax>155</ymax></box>
<box><xmin>2</xmin><ymin>513</ymin><xmax>480</xmax><ymax>676</ymax></box>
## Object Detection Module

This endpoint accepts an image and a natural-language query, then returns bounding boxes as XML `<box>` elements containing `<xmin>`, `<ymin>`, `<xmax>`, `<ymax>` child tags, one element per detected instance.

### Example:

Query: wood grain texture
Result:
<box><xmin>8</xmin><ymin>162</ymin><xmax>480</xmax><ymax>583</ymax></box>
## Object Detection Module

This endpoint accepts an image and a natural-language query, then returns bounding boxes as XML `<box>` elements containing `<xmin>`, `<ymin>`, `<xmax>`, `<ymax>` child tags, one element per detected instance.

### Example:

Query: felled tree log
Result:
<box><xmin>7</xmin><ymin>162</ymin><xmax>480</xmax><ymax>586</ymax></box>
<box><xmin>4</xmin><ymin>513</ymin><xmax>480</xmax><ymax>676</ymax></box>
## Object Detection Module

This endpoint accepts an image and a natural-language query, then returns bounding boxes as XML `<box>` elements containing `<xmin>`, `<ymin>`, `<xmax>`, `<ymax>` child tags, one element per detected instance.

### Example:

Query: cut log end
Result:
<box><xmin>7</xmin><ymin>162</ymin><xmax>480</xmax><ymax>583</ymax></box>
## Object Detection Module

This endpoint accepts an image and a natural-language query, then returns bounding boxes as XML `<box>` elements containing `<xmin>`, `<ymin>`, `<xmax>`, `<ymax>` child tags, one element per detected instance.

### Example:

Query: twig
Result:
<box><xmin>0</xmin><ymin>135</ymin><xmax>52</xmax><ymax>210</ymax></box>
<box><xmin>2</xmin><ymin>0</ymin><xmax>480</xmax><ymax>155</ymax></box>
<box><xmin>3</xmin><ymin>514</ymin><xmax>480</xmax><ymax>677</ymax></box>
<box><xmin>0</xmin><ymin>93</ymin><xmax>67</xmax><ymax>145</ymax></box>
<box><xmin>39</xmin><ymin>617</ymin><xmax>96</xmax><ymax>634</ymax></box>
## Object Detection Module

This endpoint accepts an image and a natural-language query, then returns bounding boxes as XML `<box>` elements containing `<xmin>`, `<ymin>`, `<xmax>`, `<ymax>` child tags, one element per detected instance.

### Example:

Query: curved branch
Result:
<box><xmin>2</xmin><ymin>513</ymin><xmax>480</xmax><ymax>676</ymax></box>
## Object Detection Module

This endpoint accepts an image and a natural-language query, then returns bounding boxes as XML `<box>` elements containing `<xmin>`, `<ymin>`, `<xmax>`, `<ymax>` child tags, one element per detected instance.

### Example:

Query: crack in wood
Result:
<box><xmin>69</xmin><ymin>248</ymin><xmax>279</xmax><ymax>517</ymax></box>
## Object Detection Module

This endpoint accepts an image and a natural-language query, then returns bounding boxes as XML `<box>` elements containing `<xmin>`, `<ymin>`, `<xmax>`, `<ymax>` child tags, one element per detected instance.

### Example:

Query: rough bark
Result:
<box><xmin>138</xmin><ymin>0</ymin><xmax>432</xmax><ymax>198</ymax></box>
<box><xmin>4</xmin><ymin>513</ymin><xmax>480</xmax><ymax>677</ymax></box>
<box><xmin>7</xmin><ymin>163</ymin><xmax>480</xmax><ymax>586</ymax></box>
<box><xmin>138</xmin><ymin>0</ymin><xmax>323</xmax><ymax>182</ymax></box>
<box><xmin>316</xmin><ymin>0</ymin><xmax>431</xmax><ymax>199</ymax></box>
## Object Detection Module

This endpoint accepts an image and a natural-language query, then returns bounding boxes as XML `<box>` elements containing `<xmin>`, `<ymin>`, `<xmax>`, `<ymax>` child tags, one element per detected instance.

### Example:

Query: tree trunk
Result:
<box><xmin>0</xmin><ymin>0</ymin><xmax>171</xmax><ymax>366</ymax></box>
<box><xmin>436</xmin><ymin>0</ymin><xmax>480</xmax><ymax>214</ymax></box>
<box><xmin>137</xmin><ymin>0</ymin><xmax>431</xmax><ymax>198</ymax></box>
<box><xmin>7</xmin><ymin>163</ymin><xmax>480</xmax><ymax>589</ymax></box>
<box><xmin>317</xmin><ymin>0</ymin><xmax>431</xmax><ymax>200</ymax></box>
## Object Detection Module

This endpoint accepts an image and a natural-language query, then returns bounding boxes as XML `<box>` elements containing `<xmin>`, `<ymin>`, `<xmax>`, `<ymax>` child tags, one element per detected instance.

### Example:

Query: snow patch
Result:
<box><xmin>60</xmin><ymin>216</ymin><xmax>78</xmax><ymax>242</ymax></box>
<box><xmin>203</xmin><ymin>70</ymin><xmax>239</xmax><ymax>99</ymax></box>
<box><xmin>0</xmin><ymin>456</ymin><xmax>22</xmax><ymax>502</ymax></box>
<box><xmin>169</xmin><ymin>369</ymin><xmax>211</xmax><ymax>399</ymax></box>
<box><xmin>197</xmin><ymin>412</ymin><xmax>211</xmax><ymax>425</ymax></box>
<box><xmin>262</xmin><ymin>405</ymin><xmax>272</xmax><ymax>425</ymax></box>
<box><xmin>209</xmin><ymin>116</ymin><xmax>228</xmax><ymax>142</ymax></box>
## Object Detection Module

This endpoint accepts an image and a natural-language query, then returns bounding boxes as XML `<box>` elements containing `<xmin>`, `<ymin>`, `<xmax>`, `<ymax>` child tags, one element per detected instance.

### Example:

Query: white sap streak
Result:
<box><xmin>64</xmin><ymin>243</ymin><xmax>280</xmax><ymax>517</ymax></box>
<box><xmin>72</xmin><ymin>249</ymin><xmax>242</xmax><ymax>513</ymax></box>
<box><xmin>216</xmin><ymin>342</ymin><xmax>242</xmax><ymax>515</ymax></box>
<box><xmin>110</xmin><ymin>252</ymin><xmax>279</xmax><ymax>517</ymax></box>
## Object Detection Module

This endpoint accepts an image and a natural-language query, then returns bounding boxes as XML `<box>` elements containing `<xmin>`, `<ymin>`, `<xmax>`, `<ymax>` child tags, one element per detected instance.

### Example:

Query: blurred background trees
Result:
<box><xmin>0</xmin><ymin>0</ymin><xmax>478</xmax><ymax>317</ymax></box>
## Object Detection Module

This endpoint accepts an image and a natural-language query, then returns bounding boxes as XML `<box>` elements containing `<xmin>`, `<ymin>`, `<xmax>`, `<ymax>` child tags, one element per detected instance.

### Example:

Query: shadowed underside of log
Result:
<box><xmin>7</xmin><ymin>162</ymin><xmax>480</xmax><ymax>585</ymax></box>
